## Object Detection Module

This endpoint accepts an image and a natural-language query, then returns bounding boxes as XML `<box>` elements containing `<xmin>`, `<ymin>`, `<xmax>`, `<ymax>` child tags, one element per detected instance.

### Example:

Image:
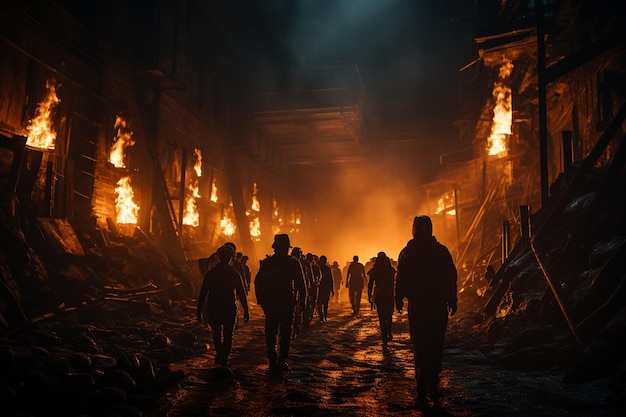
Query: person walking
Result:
<box><xmin>346</xmin><ymin>255</ymin><xmax>367</xmax><ymax>314</ymax></box>
<box><xmin>316</xmin><ymin>255</ymin><xmax>334</xmax><ymax>322</ymax></box>
<box><xmin>255</xmin><ymin>234</ymin><xmax>307</xmax><ymax>374</ymax></box>
<box><xmin>367</xmin><ymin>251</ymin><xmax>396</xmax><ymax>349</ymax></box>
<box><xmin>197</xmin><ymin>245</ymin><xmax>250</xmax><ymax>367</ymax></box>
<box><xmin>331</xmin><ymin>261</ymin><xmax>343</xmax><ymax>303</ymax></box>
<box><xmin>396</xmin><ymin>215</ymin><xmax>458</xmax><ymax>405</ymax></box>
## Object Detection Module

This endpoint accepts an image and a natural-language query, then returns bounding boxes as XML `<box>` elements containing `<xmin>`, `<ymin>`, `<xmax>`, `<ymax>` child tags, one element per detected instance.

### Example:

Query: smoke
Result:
<box><xmin>291</xmin><ymin>159</ymin><xmax>429</xmax><ymax>266</ymax></box>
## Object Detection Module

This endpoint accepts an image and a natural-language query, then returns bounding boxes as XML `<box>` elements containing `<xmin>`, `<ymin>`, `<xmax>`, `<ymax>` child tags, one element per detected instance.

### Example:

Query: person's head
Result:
<box><xmin>412</xmin><ymin>215</ymin><xmax>433</xmax><ymax>239</ymax></box>
<box><xmin>353</xmin><ymin>255</ymin><xmax>359</xmax><ymax>262</ymax></box>
<box><xmin>376</xmin><ymin>251</ymin><xmax>391</xmax><ymax>268</ymax></box>
<box><xmin>242</xmin><ymin>255</ymin><xmax>248</xmax><ymax>264</ymax></box>
<box><xmin>332</xmin><ymin>261</ymin><xmax>339</xmax><ymax>267</ymax></box>
<box><xmin>291</xmin><ymin>247</ymin><xmax>302</xmax><ymax>258</ymax></box>
<box><xmin>217</xmin><ymin>246</ymin><xmax>234</xmax><ymax>263</ymax></box>
<box><xmin>272</xmin><ymin>234</ymin><xmax>291</xmax><ymax>253</ymax></box>
<box><xmin>319</xmin><ymin>255</ymin><xmax>327</xmax><ymax>265</ymax></box>
<box><xmin>224</xmin><ymin>242</ymin><xmax>237</xmax><ymax>255</ymax></box>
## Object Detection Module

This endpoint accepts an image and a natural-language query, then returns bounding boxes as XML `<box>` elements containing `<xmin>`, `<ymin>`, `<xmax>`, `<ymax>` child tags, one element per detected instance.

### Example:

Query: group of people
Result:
<box><xmin>196</xmin><ymin>215</ymin><xmax>458</xmax><ymax>405</ymax></box>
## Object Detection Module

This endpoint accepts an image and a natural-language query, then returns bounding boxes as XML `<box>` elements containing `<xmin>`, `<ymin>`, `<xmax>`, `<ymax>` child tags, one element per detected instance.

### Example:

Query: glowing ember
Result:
<box><xmin>487</xmin><ymin>58</ymin><xmax>514</xmax><ymax>156</ymax></box>
<box><xmin>109</xmin><ymin>116</ymin><xmax>135</xmax><ymax>168</ymax></box>
<box><xmin>193</xmin><ymin>148</ymin><xmax>202</xmax><ymax>177</ymax></box>
<box><xmin>115</xmin><ymin>176</ymin><xmax>139</xmax><ymax>224</ymax></box>
<box><xmin>210</xmin><ymin>180</ymin><xmax>218</xmax><ymax>202</ymax></box>
<box><xmin>26</xmin><ymin>79</ymin><xmax>60</xmax><ymax>150</ymax></box>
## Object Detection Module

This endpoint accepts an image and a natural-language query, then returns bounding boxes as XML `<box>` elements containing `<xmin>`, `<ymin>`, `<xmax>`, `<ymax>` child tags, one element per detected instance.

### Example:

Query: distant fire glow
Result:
<box><xmin>193</xmin><ymin>148</ymin><xmax>202</xmax><ymax>177</ymax></box>
<box><xmin>183</xmin><ymin>150</ymin><xmax>202</xmax><ymax>227</ymax></box>
<box><xmin>109</xmin><ymin>116</ymin><xmax>135</xmax><ymax>168</ymax></box>
<box><xmin>221</xmin><ymin>201</ymin><xmax>236</xmax><ymax>237</ymax></box>
<box><xmin>247</xmin><ymin>183</ymin><xmax>261</xmax><ymax>240</ymax></box>
<box><xmin>272</xmin><ymin>198</ymin><xmax>283</xmax><ymax>234</ymax></box>
<box><xmin>210</xmin><ymin>179</ymin><xmax>218</xmax><ymax>202</ymax></box>
<box><xmin>26</xmin><ymin>79</ymin><xmax>60</xmax><ymax>150</ymax></box>
<box><xmin>487</xmin><ymin>58</ymin><xmax>513</xmax><ymax>156</ymax></box>
<box><xmin>115</xmin><ymin>176</ymin><xmax>139</xmax><ymax>224</ymax></box>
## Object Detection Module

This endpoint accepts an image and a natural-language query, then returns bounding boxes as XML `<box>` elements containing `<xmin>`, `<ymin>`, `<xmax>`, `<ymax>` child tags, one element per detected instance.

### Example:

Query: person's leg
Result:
<box><xmin>221</xmin><ymin>315</ymin><xmax>236</xmax><ymax>366</ymax></box>
<box><xmin>264</xmin><ymin>313</ymin><xmax>280</xmax><ymax>372</ymax></box>
<box><xmin>278</xmin><ymin>308</ymin><xmax>294</xmax><ymax>370</ymax></box>
<box><xmin>210</xmin><ymin>322</ymin><xmax>223</xmax><ymax>364</ymax></box>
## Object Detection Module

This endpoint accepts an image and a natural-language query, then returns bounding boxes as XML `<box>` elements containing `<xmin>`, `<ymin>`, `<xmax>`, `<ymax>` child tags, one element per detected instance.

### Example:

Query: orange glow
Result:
<box><xmin>109</xmin><ymin>116</ymin><xmax>135</xmax><ymax>168</ymax></box>
<box><xmin>193</xmin><ymin>148</ymin><xmax>202</xmax><ymax>177</ymax></box>
<box><xmin>210</xmin><ymin>179</ymin><xmax>218</xmax><ymax>202</ymax></box>
<box><xmin>487</xmin><ymin>58</ymin><xmax>513</xmax><ymax>156</ymax></box>
<box><xmin>115</xmin><ymin>176</ymin><xmax>139</xmax><ymax>224</ymax></box>
<box><xmin>26</xmin><ymin>79</ymin><xmax>60</xmax><ymax>150</ymax></box>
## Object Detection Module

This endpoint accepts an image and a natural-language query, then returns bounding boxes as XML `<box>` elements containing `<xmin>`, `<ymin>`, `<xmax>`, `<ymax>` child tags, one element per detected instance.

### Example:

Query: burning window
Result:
<box><xmin>247</xmin><ymin>182</ymin><xmax>261</xmax><ymax>240</ymax></box>
<box><xmin>487</xmin><ymin>58</ymin><xmax>514</xmax><ymax>157</ymax></box>
<box><xmin>26</xmin><ymin>79</ymin><xmax>60</xmax><ymax>150</ymax></box>
<box><xmin>221</xmin><ymin>200</ymin><xmax>236</xmax><ymax>237</ymax></box>
<box><xmin>109</xmin><ymin>115</ymin><xmax>139</xmax><ymax>226</ymax></box>
<box><xmin>183</xmin><ymin>149</ymin><xmax>202</xmax><ymax>227</ymax></box>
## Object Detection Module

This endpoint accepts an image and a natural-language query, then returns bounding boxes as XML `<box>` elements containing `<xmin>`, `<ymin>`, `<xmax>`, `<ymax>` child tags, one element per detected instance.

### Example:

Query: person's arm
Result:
<box><xmin>234</xmin><ymin>271</ymin><xmax>250</xmax><ymax>322</ymax></box>
<box><xmin>197</xmin><ymin>274</ymin><xmax>210</xmax><ymax>322</ymax></box>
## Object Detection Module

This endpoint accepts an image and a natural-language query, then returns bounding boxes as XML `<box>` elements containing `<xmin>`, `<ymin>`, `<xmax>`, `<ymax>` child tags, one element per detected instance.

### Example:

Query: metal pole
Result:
<box><xmin>537</xmin><ymin>1</ymin><xmax>550</xmax><ymax>207</ymax></box>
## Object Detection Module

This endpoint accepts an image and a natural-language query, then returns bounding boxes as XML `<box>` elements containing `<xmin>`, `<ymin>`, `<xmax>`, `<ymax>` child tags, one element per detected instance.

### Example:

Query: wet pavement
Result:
<box><xmin>147</xmin><ymin>292</ymin><xmax>624</xmax><ymax>417</ymax></box>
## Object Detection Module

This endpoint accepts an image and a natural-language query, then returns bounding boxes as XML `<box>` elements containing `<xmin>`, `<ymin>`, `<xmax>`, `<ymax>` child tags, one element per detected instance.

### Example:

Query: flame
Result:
<box><xmin>220</xmin><ymin>217</ymin><xmax>236</xmax><ymax>236</ymax></box>
<box><xmin>247</xmin><ymin>182</ymin><xmax>261</xmax><ymax>239</ymax></box>
<box><xmin>26</xmin><ymin>79</ymin><xmax>60</xmax><ymax>150</ymax></box>
<box><xmin>435</xmin><ymin>191</ymin><xmax>456</xmax><ymax>215</ymax></box>
<box><xmin>249</xmin><ymin>217</ymin><xmax>261</xmax><ymax>239</ymax></box>
<box><xmin>183</xmin><ymin>182</ymin><xmax>200</xmax><ymax>227</ymax></box>
<box><xmin>487</xmin><ymin>58</ymin><xmax>514</xmax><ymax>156</ymax></box>
<box><xmin>210</xmin><ymin>179</ymin><xmax>218</xmax><ymax>202</ymax></box>
<box><xmin>193</xmin><ymin>148</ymin><xmax>202</xmax><ymax>177</ymax></box>
<box><xmin>115</xmin><ymin>176</ymin><xmax>139</xmax><ymax>224</ymax></box>
<box><xmin>109</xmin><ymin>116</ymin><xmax>135</xmax><ymax>168</ymax></box>
<box><xmin>251</xmin><ymin>183</ymin><xmax>260</xmax><ymax>212</ymax></box>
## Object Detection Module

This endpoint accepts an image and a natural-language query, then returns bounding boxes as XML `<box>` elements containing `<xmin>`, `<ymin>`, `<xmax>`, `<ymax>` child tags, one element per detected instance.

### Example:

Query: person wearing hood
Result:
<box><xmin>396</xmin><ymin>215</ymin><xmax>457</xmax><ymax>405</ymax></box>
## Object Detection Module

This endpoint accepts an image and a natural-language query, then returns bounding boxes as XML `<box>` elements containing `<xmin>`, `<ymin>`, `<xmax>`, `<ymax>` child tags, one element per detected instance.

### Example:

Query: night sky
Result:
<box><xmin>214</xmin><ymin>0</ymin><xmax>476</xmax><ymax>126</ymax></box>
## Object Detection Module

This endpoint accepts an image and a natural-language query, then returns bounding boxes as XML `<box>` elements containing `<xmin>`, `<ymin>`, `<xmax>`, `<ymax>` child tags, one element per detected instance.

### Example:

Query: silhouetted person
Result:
<box><xmin>197</xmin><ymin>245</ymin><xmax>249</xmax><ymax>367</ymax></box>
<box><xmin>346</xmin><ymin>255</ymin><xmax>367</xmax><ymax>314</ymax></box>
<box><xmin>305</xmin><ymin>252</ymin><xmax>320</xmax><ymax>325</ymax></box>
<box><xmin>241</xmin><ymin>255</ymin><xmax>251</xmax><ymax>294</ymax></box>
<box><xmin>316</xmin><ymin>255</ymin><xmax>334</xmax><ymax>322</ymax></box>
<box><xmin>396</xmin><ymin>215</ymin><xmax>457</xmax><ymax>405</ymax></box>
<box><xmin>368</xmin><ymin>251</ymin><xmax>396</xmax><ymax>348</ymax></box>
<box><xmin>331</xmin><ymin>261</ymin><xmax>343</xmax><ymax>303</ymax></box>
<box><xmin>255</xmin><ymin>234</ymin><xmax>307</xmax><ymax>374</ymax></box>
<box><xmin>290</xmin><ymin>246</ymin><xmax>306</xmax><ymax>338</ymax></box>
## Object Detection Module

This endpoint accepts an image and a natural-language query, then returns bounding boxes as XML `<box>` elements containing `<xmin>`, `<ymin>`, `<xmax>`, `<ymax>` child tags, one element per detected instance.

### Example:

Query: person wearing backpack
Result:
<box><xmin>254</xmin><ymin>234</ymin><xmax>307</xmax><ymax>374</ymax></box>
<box><xmin>197</xmin><ymin>245</ymin><xmax>249</xmax><ymax>367</ymax></box>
